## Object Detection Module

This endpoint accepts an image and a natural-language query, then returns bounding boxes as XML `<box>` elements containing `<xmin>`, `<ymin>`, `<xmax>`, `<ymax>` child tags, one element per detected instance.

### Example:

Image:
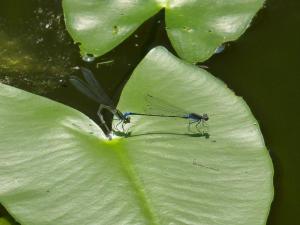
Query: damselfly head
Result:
<box><xmin>122</xmin><ymin>112</ymin><xmax>131</xmax><ymax>124</ymax></box>
<box><xmin>202</xmin><ymin>114</ymin><xmax>209</xmax><ymax>121</ymax></box>
<box><xmin>124</xmin><ymin>117</ymin><xmax>131</xmax><ymax>124</ymax></box>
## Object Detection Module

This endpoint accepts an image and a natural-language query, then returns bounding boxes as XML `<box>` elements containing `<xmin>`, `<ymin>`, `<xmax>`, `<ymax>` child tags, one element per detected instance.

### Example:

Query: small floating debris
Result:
<box><xmin>82</xmin><ymin>54</ymin><xmax>95</xmax><ymax>62</ymax></box>
<box><xmin>192</xmin><ymin>159</ymin><xmax>219</xmax><ymax>171</ymax></box>
<box><xmin>36</xmin><ymin>37</ymin><xmax>44</xmax><ymax>44</ymax></box>
<box><xmin>198</xmin><ymin>65</ymin><xmax>209</xmax><ymax>69</ymax></box>
<box><xmin>45</xmin><ymin>22</ymin><xmax>52</xmax><ymax>29</ymax></box>
<box><xmin>71</xmin><ymin>66</ymin><xmax>80</xmax><ymax>70</ymax></box>
<box><xmin>96</xmin><ymin>60</ymin><xmax>114</xmax><ymax>68</ymax></box>
<box><xmin>37</xmin><ymin>8</ymin><xmax>43</xmax><ymax>14</ymax></box>
<box><xmin>112</xmin><ymin>25</ymin><xmax>119</xmax><ymax>35</ymax></box>
<box><xmin>214</xmin><ymin>45</ymin><xmax>225</xmax><ymax>54</ymax></box>
<box><xmin>183</xmin><ymin>26</ymin><xmax>193</xmax><ymax>33</ymax></box>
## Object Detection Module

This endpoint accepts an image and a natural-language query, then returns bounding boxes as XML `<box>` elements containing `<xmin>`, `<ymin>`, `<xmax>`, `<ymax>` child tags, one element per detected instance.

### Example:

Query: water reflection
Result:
<box><xmin>113</xmin><ymin>130</ymin><xmax>210</xmax><ymax>139</ymax></box>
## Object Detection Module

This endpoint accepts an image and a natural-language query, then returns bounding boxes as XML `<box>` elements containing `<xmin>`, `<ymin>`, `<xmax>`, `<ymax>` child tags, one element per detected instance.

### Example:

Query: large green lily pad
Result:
<box><xmin>63</xmin><ymin>0</ymin><xmax>265</xmax><ymax>62</ymax></box>
<box><xmin>0</xmin><ymin>47</ymin><xmax>273</xmax><ymax>224</ymax></box>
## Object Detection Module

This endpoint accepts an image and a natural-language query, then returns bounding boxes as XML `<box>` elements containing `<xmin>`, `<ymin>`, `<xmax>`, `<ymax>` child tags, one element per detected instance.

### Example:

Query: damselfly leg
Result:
<box><xmin>70</xmin><ymin>67</ymin><xmax>122</xmax><ymax>138</ymax></box>
<box><xmin>195</xmin><ymin>120</ymin><xmax>208</xmax><ymax>134</ymax></box>
<box><xmin>113</xmin><ymin>119</ymin><xmax>123</xmax><ymax>131</ymax></box>
<box><xmin>188</xmin><ymin>120</ymin><xmax>198</xmax><ymax>132</ymax></box>
<box><xmin>96</xmin><ymin>104</ymin><xmax>112</xmax><ymax>136</ymax></box>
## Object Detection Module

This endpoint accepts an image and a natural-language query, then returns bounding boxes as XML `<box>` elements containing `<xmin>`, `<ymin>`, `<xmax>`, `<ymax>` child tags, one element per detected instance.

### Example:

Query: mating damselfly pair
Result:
<box><xmin>70</xmin><ymin>67</ymin><xmax>209</xmax><ymax>139</ymax></box>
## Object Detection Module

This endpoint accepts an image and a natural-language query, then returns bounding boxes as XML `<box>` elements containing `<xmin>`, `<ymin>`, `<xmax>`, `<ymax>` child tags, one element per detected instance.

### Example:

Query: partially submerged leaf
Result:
<box><xmin>0</xmin><ymin>47</ymin><xmax>273</xmax><ymax>224</ymax></box>
<box><xmin>63</xmin><ymin>0</ymin><xmax>265</xmax><ymax>62</ymax></box>
<box><xmin>0</xmin><ymin>218</ymin><xmax>12</xmax><ymax>225</ymax></box>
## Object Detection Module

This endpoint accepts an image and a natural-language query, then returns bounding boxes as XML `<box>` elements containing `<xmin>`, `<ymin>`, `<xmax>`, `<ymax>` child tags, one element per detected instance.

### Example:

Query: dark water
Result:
<box><xmin>0</xmin><ymin>0</ymin><xmax>299</xmax><ymax>224</ymax></box>
<box><xmin>206</xmin><ymin>1</ymin><xmax>300</xmax><ymax>224</ymax></box>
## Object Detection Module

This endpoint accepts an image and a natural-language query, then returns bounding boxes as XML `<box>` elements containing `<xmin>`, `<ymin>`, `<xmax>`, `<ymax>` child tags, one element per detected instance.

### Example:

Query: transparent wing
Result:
<box><xmin>80</xmin><ymin>67</ymin><xmax>114</xmax><ymax>106</ymax></box>
<box><xmin>145</xmin><ymin>94</ymin><xmax>188</xmax><ymax>116</ymax></box>
<box><xmin>69</xmin><ymin>76</ymin><xmax>102</xmax><ymax>104</ymax></box>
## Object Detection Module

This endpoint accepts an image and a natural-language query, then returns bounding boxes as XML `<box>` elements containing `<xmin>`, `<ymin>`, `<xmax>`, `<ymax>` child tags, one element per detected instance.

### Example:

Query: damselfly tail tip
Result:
<box><xmin>106</xmin><ymin>133</ymin><xmax>112</xmax><ymax>140</ymax></box>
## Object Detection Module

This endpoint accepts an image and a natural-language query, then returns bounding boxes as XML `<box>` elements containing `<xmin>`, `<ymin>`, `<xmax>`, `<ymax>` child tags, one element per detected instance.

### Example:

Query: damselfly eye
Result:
<box><xmin>125</xmin><ymin>117</ymin><xmax>131</xmax><ymax>123</ymax></box>
<box><xmin>203</xmin><ymin>114</ymin><xmax>209</xmax><ymax>121</ymax></box>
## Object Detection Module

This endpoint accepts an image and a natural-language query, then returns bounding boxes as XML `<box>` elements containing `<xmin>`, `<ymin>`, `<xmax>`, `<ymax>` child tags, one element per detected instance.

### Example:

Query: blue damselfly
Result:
<box><xmin>70</xmin><ymin>67</ymin><xmax>209</xmax><ymax>137</ymax></box>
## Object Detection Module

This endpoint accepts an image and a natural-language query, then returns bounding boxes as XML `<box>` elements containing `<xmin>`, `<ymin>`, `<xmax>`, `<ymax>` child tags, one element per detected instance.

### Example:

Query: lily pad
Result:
<box><xmin>0</xmin><ymin>47</ymin><xmax>273</xmax><ymax>224</ymax></box>
<box><xmin>0</xmin><ymin>218</ymin><xmax>12</xmax><ymax>225</ymax></box>
<box><xmin>63</xmin><ymin>0</ymin><xmax>265</xmax><ymax>62</ymax></box>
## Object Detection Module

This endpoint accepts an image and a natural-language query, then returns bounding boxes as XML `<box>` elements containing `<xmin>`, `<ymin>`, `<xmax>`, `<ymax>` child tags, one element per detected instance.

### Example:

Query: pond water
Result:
<box><xmin>0</xmin><ymin>0</ymin><xmax>299</xmax><ymax>224</ymax></box>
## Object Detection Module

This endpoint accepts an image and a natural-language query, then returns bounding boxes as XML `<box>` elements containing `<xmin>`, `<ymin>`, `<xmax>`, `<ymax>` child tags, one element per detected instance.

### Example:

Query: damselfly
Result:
<box><xmin>69</xmin><ymin>67</ymin><xmax>129</xmax><ymax>138</ymax></box>
<box><xmin>122</xmin><ymin>95</ymin><xmax>209</xmax><ymax>133</ymax></box>
<box><xmin>70</xmin><ymin>67</ymin><xmax>209</xmax><ymax>137</ymax></box>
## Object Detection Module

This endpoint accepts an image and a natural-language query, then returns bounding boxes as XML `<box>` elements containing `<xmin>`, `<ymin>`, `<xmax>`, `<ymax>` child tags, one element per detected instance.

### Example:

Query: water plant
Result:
<box><xmin>0</xmin><ymin>1</ymin><xmax>273</xmax><ymax>224</ymax></box>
